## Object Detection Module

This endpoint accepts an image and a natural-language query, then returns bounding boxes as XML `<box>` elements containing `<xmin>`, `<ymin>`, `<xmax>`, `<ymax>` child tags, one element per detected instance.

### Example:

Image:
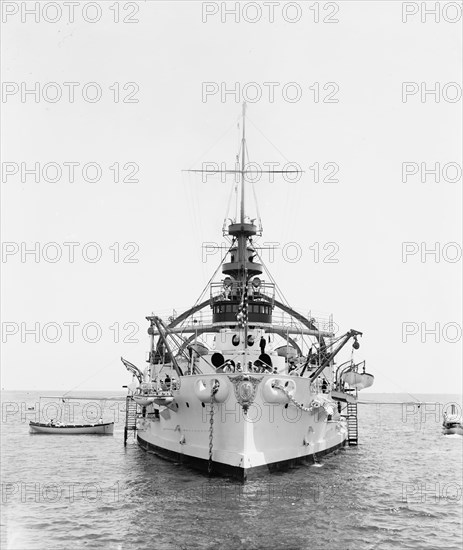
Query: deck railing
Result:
<box><xmin>210</xmin><ymin>281</ymin><xmax>275</xmax><ymax>304</ymax></box>
<box><xmin>153</xmin><ymin>307</ymin><xmax>335</xmax><ymax>336</ymax></box>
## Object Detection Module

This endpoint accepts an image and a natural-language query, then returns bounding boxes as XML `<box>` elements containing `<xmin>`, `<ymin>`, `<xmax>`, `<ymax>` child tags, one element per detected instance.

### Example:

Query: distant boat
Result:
<box><xmin>29</xmin><ymin>421</ymin><xmax>114</xmax><ymax>435</ymax></box>
<box><xmin>443</xmin><ymin>405</ymin><xmax>463</xmax><ymax>436</ymax></box>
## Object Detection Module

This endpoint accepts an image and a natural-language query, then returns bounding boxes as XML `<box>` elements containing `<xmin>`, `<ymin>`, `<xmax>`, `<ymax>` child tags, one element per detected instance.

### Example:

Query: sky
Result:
<box><xmin>1</xmin><ymin>1</ymin><xmax>462</xmax><ymax>394</ymax></box>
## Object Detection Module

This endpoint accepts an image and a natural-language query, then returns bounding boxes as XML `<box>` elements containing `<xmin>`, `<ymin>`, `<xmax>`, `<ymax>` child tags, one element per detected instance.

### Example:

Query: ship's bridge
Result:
<box><xmin>210</xmin><ymin>278</ymin><xmax>275</xmax><ymax>325</ymax></box>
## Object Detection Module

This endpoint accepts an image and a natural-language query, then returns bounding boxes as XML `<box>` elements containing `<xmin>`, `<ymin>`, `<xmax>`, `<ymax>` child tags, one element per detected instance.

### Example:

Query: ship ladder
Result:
<box><xmin>124</xmin><ymin>396</ymin><xmax>138</xmax><ymax>446</ymax></box>
<box><xmin>346</xmin><ymin>402</ymin><xmax>358</xmax><ymax>446</ymax></box>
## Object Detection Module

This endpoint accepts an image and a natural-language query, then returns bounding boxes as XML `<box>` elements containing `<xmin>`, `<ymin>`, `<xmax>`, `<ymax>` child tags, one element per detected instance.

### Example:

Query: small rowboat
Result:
<box><xmin>29</xmin><ymin>421</ymin><xmax>114</xmax><ymax>435</ymax></box>
<box><xmin>341</xmin><ymin>371</ymin><xmax>374</xmax><ymax>390</ymax></box>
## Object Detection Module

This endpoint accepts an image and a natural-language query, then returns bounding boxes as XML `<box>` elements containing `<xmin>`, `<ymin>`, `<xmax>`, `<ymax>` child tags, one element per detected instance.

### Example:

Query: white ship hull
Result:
<box><xmin>135</xmin><ymin>373</ymin><xmax>347</xmax><ymax>479</ymax></box>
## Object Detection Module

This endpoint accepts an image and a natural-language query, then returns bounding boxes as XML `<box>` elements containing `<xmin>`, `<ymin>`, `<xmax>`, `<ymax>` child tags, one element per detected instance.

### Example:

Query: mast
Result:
<box><xmin>236</xmin><ymin>101</ymin><xmax>249</xmax><ymax>288</ymax></box>
<box><xmin>184</xmin><ymin>105</ymin><xmax>302</xmax><ymax>368</ymax></box>
<box><xmin>239</xmin><ymin>103</ymin><xmax>249</xmax><ymax>370</ymax></box>
<box><xmin>240</xmin><ymin>102</ymin><xmax>246</xmax><ymax>225</ymax></box>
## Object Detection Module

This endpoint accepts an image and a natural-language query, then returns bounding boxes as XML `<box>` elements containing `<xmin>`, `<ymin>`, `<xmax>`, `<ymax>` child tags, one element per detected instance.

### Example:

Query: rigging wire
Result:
<box><xmin>251</xmin><ymin>181</ymin><xmax>262</xmax><ymax>232</ymax></box>
<box><xmin>246</xmin><ymin>114</ymin><xmax>298</xmax><ymax>243</ymax></box>
<box><xmin>179</xmin><ymin>240</ymin><xmax>236</xmax><ymax>328</ymax></box>
<box><xmin>234</xmin><ymin>178</ymin><xmax>239</xmax><ymax>221</ymax></box>
<box><xmin>187</xmin><ymin>116</ymin><xmax>240</xmax><ymax>170</ymax></box>
<box><xmin>187</xmin><ymin>112</ymin><xmax>242</xmax><ymax>252</ymax></box>
<box><xmin>183</xmin><ymin>171</ymin><xmax>207</xmax><ymax>283</ymax></box>
<box><xmin>223</xmin><ymin>179</ymin><xmax>236</xmax><ymax>233</ymax></box>
<box><xmin>235</xmin><ymin>122</ymin><xmax>243</xmax><ymax>220</ymax></box>
<box><xmin>243</xmin><ymin>140</ymin><xmax>263</xmax><ymax>231</ymax></box>
<box><xmin>246</xmin><ymin>114</ymin><xmax>293</xmax><ymax>164</ymax></box>
<box><xmin>252</xmin><ymin>245</ymin><xmax>292</xmax><ymax>308</ymax></box>
<box><xmin>61</xmin><ymin>337</ymin><xmax>147</xmax><ymax>397</ymax></box>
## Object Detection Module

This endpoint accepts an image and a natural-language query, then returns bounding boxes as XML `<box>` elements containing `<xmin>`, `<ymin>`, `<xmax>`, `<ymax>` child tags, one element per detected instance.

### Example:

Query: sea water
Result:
<box><xmin>1</xmin><ymin>391</ymin><xmax>462</xmax><ymax>550</ymax></box>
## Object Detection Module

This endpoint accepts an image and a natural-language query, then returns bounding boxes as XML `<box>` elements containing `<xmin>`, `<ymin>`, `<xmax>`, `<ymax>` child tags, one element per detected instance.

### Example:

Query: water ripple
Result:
<box><xmin>1</xmin><ymin>392</ymin><xmax>462</xmax><ymax>550</ymax></box>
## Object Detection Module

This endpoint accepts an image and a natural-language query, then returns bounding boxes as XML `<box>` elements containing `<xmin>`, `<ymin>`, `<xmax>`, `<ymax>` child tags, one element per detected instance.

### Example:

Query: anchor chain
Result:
<box><xmin>208</xmin><ymin>380</ymin><xmax>220</xmax><ymax>475</ymax></box>
<box><xmin>272</xmin><ymin>382</ymin><xmax>315</xmax><ymax>413</ymax></box>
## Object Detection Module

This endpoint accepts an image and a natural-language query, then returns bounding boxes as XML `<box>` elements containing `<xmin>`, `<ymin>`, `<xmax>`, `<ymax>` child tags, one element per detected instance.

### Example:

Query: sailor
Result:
<box><xmin>308</xmin><ymin>347</ymin><xmax>316</xmax><ymax>364</ymax></box>
<box><xmin>98</xmin><ymin>418</ymin><xmax>103</xmax><ymax>424</ymax></box>
<box><xmin>321</xmin><ymin>378</ymin><xmax>328</xmax><ymax>393</ymax></box>
<box><xmin>224</xmin><ymin>360</ymin><xmax>234</xmax><ymax>373</ymax></box>
<box><xmin>236</xmin><ymin>362</ymin><xmax>242</xmax><ymax>372</ymax></box>
<box><xmin>260</xmin><ymin>336</ymin><xmax>266</xmax><ymax>354</ymax></box>
<box><xmin>186</xmin><ymin>346</ymin><xmax>194</xmax><ymax>374</ymax></box>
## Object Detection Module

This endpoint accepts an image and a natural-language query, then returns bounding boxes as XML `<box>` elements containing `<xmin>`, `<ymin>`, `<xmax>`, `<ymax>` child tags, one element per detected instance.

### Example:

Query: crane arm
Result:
<box><xmin>307</xmin><ymin>329</ymin><xmax>362</xmax><ymax>381</ymax></box>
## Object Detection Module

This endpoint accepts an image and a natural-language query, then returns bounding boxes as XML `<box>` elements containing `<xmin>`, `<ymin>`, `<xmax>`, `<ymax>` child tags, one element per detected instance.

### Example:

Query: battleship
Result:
<box><xmin>122</xmin><ymin>104</ymin><xmax>374</xmax><ymax>479</ymax></box>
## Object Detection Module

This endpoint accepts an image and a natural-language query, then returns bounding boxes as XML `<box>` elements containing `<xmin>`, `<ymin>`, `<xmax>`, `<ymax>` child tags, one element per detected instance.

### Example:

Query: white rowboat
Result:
<box><xmin>29</xmin><ymin>421</ymin><xmax>114</xmax><ymax>435</ymax></box>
